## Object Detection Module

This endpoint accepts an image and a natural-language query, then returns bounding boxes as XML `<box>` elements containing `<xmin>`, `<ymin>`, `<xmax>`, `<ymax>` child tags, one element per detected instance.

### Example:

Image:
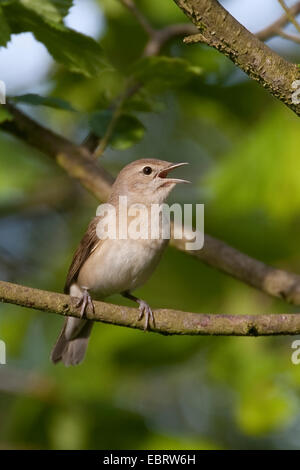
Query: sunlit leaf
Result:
<box><xmin>131</xmin><ymin>56</ymin><xmax>202</xmax><ymax>91</ymax></box>
<box><xmin>20</xmin><ymin>0</ymin><xmax>73</xmax><ymax>23</ymax></box>
<box><xmin>3</xmin><ymin>2</ymin><xmax>109</xmax><ymax>77</ymax></box>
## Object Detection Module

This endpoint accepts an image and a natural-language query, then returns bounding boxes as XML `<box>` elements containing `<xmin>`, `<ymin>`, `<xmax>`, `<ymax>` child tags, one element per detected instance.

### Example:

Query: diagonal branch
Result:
<box><xmin>2</xmin><ymin>103</ymin><xmax>113</xmax><ymax>200</ymax></box>
<box><xmin>1</xmin><ymin>279</ymin><xmax>300</xmax><ymax>336</ymax></box>
<box><xmin>172</xmin><ymin>232</ymin><xmax>300</xmax><ymax>305</ymax></box>
<box><xmin>120</xmin><ymin>0</ymin><xmax>155</xmax><ymax>36</ymax></box>
<box><xmin>173</xmin><ymin>0</ymin><xmax>300</xmax><ymax>117</ymax></box>
<box><xmin>256</xmin><ymin>1</ymin><xmax>300</xmax><ymax>41</ymax></box>
<box><xmin>277</xmin><ymin>0</ymin><xmax>300</xmax><ymax>35</ymax></box>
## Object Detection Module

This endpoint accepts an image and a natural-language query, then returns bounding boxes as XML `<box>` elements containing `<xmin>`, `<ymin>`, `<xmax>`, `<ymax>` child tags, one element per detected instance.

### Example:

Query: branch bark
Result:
<box><xmin>1</xmin><ymin>280</ymin><xmax>300</xmax><ymax>336</ymax></box>
<box><xmin>173</xmin><ymin>0</ymin><xmax>300</xmax><ymax>117</ymax></box>
<box><xmin>2</xmin><ymin>103</ymin><xmax>113</xmax><ymax>200</ymax></box>
<box><xmin>172</xmin><ymin>233</ymin><xmax>300</xmax><ymax>305</ymax></box>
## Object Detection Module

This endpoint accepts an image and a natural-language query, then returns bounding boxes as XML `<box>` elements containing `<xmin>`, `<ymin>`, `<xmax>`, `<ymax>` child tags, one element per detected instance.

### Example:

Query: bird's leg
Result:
<box><xmin>122</xmin><ymin>291</ymin><xmax>155</xmax><ymax>331</ymax></box>
<box><xmin>75</xmin><ymin>287</ymin><xmax>95</xmax><ymax>318</ymax></box>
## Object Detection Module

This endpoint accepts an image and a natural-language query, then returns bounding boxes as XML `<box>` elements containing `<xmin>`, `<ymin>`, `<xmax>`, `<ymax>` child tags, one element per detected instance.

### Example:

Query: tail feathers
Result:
<box><xmin>50</xmin><ymin>321</ymin><xmax>68</xmax><ymax>364</ymax></box>
<box><xmin>50</xmin><ymin>318</ymin><xmax>93</xmax><ymax>366</ymax></box>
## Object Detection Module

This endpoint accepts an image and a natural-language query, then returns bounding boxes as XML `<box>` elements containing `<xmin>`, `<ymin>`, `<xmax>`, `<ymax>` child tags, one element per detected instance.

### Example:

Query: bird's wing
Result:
<box><xmin>64</xmin><ymin>216</ymin><xmax>102</xmax><ymax>293</ymax></box>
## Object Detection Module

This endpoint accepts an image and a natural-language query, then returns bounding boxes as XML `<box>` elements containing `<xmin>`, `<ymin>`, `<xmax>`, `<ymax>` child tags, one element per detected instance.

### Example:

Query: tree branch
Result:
<box><xmin>172</xmin><ymin>232</ymin><xmax>300</xmax><ymax>305</ymax></box>
<box><xmin>277</xmin><ymin>0</ymin><xmax>300</xmax><ymax>35</ymax></box>
<box><xmin>278</xmin><ymin>29</ymin><xmax>300</xmax><ymax>45</ymax></box>
<box><xmin>120</xmin><ymin>0</ymin><xmax>155</xmax><ymax>36</ymax></box>
<box><xmin>1</xmin><ymin>279</ymin><xmax>300</xmax><ymax>336</ymax></box>
<box><xmin>2</xmin><ymin>103</ymin><xmax>113</xmax><ymax>200</ymax></box>
<box><xmin>173</xmin><ymin>0</ymin><xmax>300</xmax><ymax>117</ymax></box>
<box><xmin>142</xmin><ymin>23</ymin><xmax>197</xmax><ymax>56</ymax></box>
<box><xmin>256</xmin><ymin>1</ymin><xmax>300</xmax><ymax>41</ymax></box>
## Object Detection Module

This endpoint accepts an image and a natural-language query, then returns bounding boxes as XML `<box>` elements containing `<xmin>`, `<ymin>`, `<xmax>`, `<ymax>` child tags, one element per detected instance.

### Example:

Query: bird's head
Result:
<box><xmin>110</xmin><ymin>158</ymin><xmax>190</xmax><ymax>205</ymax></box>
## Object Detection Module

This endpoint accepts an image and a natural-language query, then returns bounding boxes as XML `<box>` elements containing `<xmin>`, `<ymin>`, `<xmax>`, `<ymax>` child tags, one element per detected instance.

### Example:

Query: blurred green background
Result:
<box><xmin>1</xmin><ymin>0</ymin><xmax>300</xmax><ymax>450</ymax></box>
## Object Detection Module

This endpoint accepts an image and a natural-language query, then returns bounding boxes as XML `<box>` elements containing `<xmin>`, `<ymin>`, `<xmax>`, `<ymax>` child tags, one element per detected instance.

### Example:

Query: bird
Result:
<box><xmin>50</xmin><ymin>158</ymin><xmax>189</xmax><ymax>366</ymax></box>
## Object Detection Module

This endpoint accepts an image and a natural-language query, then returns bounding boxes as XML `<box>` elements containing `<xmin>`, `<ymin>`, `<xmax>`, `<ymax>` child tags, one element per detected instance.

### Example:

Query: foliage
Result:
<box><xmin>131</xmin><ymin>56</ymin><xmax>202</xmax><ymax>91</ymax></box>
<box><xmin>0</xmin><ymin>0</ymin><xmax>300</xmax><ymax>451</ymax></box>
<box><xmin>0</xmin><ymin>0</ymin><xmax>107</xmax><ymax>77</ymax></box>
<box><xmin>90</xmin><ymin>110</ymin><xmax>146</xmax><ymax>150</ymax></box>
<box><xmin>11</xmin><ymin>93</ymin><xmax>75</xmax><ymax>111</ymax></box>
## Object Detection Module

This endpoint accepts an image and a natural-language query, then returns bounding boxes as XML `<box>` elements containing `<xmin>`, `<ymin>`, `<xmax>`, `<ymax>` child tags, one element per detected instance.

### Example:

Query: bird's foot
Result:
<box><xmin>137</xmin><ymin>299</ymin><xmax>155</xmax><ymax>331</ymax></box>
<box><xmin>121</xmin><ymin>291</ymin><xmax>154</xmax><ymax>331</ymax></box>
<box><xmin>75</xmin><ymin>288</ymin><xmax>95</xmax><ymax>318</ymax></box>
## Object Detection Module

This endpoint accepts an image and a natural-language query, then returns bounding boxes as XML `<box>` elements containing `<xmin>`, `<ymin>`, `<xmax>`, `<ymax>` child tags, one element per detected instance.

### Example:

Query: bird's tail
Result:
<box><xmin>50</xmin><ymin>317</ymin><xmax>93</xmax><ymax>366</ymax></box>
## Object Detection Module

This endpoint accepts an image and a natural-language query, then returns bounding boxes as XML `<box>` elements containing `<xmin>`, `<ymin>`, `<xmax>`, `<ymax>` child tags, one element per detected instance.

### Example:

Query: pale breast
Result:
<box><xmin>77</xmin><ymin>237</ymin><xmax>168</xmax><ymax>298</ymax></box>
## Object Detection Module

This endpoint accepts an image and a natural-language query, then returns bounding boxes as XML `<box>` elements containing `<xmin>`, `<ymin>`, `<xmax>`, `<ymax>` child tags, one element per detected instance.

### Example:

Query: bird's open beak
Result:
<box><xmin>158</xmin><ymin>162</ymin><xmax>190</xmax><ymax>184</ymax></box>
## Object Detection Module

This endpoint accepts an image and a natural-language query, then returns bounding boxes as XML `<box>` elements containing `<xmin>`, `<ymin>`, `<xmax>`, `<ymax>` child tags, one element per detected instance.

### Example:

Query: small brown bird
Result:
<box><xmin>51</xmin><ymin>158</ymin><xmax>189</xmax><ymax>366</ymax></box>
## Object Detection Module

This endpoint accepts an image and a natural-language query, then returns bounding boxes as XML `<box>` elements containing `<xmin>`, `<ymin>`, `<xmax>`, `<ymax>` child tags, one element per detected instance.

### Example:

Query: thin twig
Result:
<box><xmin>277</xmin><ymin>0</ymin><xmax>300</xmax><ymax>35</ymax></box>
<box><xmin>256</xmin><ymin>1</ymin><xmax>300</xmax><ymax>41</ymax></box>
<box><xmin>87</xmin><ymin>2</ymin><xmax>198</xmax><ymax>155</ymax></box>
<box><xmin>92</xmin><ymin>79</ymin><xmax>139</xmax><ymax>158</ymax></box>
<box><xmin>278</xmin><ymin>29</ymin><xmax>300</xmax><ymax>44</ymax></box>
<box><xmin>143</xmin><ymin>23</ymin><xmax>197</xmax><ymax>56</ymax></box>
<box><xmin>93</xmin><ymin>103</ymin><xmax>123</xmax><ymax>159</ymax></box>
<box><xmin>119</xmin><ymin>0</ymin><xmax>154</xmax><ymax>36</ymax></box>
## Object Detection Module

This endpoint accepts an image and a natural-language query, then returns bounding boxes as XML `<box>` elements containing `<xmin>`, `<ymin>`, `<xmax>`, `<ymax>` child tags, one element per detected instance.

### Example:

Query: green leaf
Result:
<box><xmin>131</xmin><ymin>56</ymin><xmax>202</xmax><ymax>91</ymax></box>
<box><xmin>124</xmin><ymin>90</ymin><xmax>164</xmax><ymax>113</ymax></box>
<box><xmin>50</xmin><ymin>0</ymin><xmax>73</xmax><ymax>17</ymax></box>
<box><xmin>0</xmin><ymin>5</ymin><xmax>11</xmax><ymax>46</ymax></box>
<box><xmin>112</xmin><ymin>114</ymin><xmax>146</xmax><ymax>150</ymax></box>
<box><xmin>20</xmin><ymin>0</ymin><xmax>73</xmax><ymax>23</ymax></box>
<box><xmin>205</xmin><ymin>109</ymin><xmax>300</xmax><ymax>221</ymax></box>
<box><xmin>3</xmin><ymin>3</ymin><xmax>109</xmax><ymax>77</ymax></box>
<box><xmin>90</xmin><ymin>110</ymin><xmax>146</xmax><ymax>150</ymax></box>
<box><xmin>0</xmin><ymin>107</ymin><xmax>12</xmax><ymax>123</ymax></box>
<box><xmin>11</xmin><ymin>93</ymin><xmax>75</xmax><ymax>111</ymax></box>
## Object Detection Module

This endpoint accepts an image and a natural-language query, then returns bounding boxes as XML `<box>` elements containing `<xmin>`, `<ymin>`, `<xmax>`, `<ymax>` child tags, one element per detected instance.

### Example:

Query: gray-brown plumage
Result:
<box><xmin>64</xmin><ymin>217</ymin><xmax>101</xmax><ymax>294</ymax></box>
<box><xmin>50</xmin><ymin>159</ymin><xmax>189</xmax><ymax>366</ymax></box>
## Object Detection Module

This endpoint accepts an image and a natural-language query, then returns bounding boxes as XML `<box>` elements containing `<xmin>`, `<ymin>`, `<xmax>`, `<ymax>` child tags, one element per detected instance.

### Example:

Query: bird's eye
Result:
<box><xmin>143</xmin><ymin>166</ymin><xmax>152</xmax><ymax>175</ymax></box>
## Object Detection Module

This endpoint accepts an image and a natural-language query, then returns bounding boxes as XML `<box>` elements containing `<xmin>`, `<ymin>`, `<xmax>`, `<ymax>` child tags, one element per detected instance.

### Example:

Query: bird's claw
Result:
<box><xmin>75</xmin><ymin>289</ymin><xmax>95</xmax><ymax>318</ymax></box>
<box><xmin>138</xmin><ymin>300</ymin><xmax>155</xmax><ymax>331</ymax></box>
